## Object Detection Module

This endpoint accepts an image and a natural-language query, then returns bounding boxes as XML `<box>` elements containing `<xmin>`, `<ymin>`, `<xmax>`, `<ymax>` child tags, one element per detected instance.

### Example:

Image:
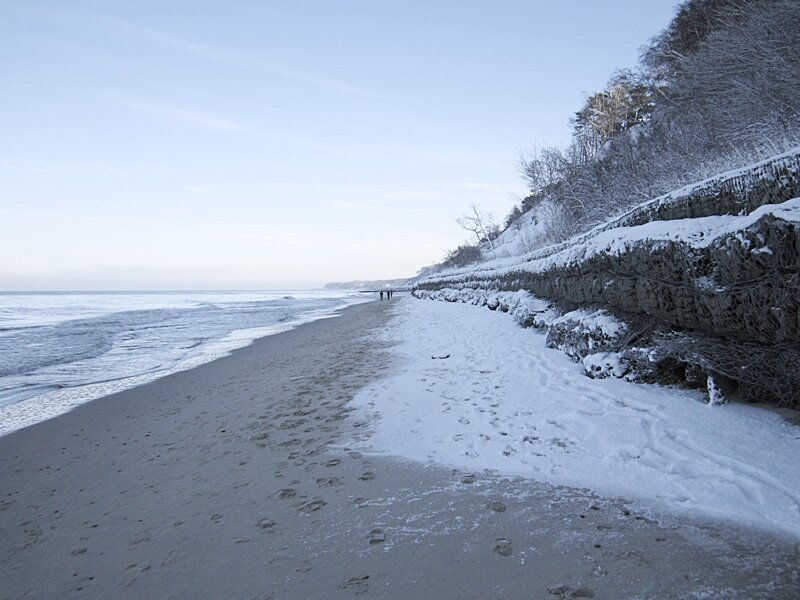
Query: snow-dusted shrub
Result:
<box><xmin>650</xmin><ymin>332</ymin><xmax>800</xmax><ymax>407</ymax></box>
<box><xmin>706</xmin><ymin>373</ymin><xmax>728</xmax><ymax>407</ymax></box>
<box><xmin>413</xmin><ymin>288</ymin><xmax>556</xmax><ymax>330</ymax></box>
<box><xmin>582</xmin><ymin>352</ymin><xmax>628</xmax><ymax>379</ymax></box>
<box><xmin>545</xmin><ymin>309</ymin><xmax>629</xmax><ymax>361</ymax></box>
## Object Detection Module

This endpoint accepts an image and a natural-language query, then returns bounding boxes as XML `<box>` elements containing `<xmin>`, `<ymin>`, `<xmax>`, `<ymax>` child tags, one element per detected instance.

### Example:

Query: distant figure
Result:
<box><xmin>379</xmin><ymin>291</ymin><xmax>384</xmax><ymax>301</ymax></box>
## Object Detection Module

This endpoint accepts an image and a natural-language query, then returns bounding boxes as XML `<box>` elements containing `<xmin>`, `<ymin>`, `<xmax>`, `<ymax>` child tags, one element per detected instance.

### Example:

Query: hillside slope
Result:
<box><xmin>414</xmin><ymin>149</ymin><xmax>800</xmax><ymax>408</ymax></box>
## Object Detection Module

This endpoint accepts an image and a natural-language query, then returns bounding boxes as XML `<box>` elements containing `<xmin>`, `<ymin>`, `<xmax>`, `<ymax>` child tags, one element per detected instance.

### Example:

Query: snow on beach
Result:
<box><xmin>352</xmin><ymin>298</ymin><xmax>800</xmax><ymax>539</ymax></box>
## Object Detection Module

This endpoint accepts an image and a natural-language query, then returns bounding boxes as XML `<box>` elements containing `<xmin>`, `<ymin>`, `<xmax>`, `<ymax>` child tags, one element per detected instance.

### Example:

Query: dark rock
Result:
<box><xmin>492</xmin><ymin>538</ymin><xmax>513</xmax><ymax>556</ymax></box>
<box><xmin>255</xmin><ymin>518</ymin><xmax>276</xmax><ymax>529</ymax></box>
<box><xmin>367</xmin><ymin>529</ymin><xmax>385</xmax><ymax>544</ymax></box>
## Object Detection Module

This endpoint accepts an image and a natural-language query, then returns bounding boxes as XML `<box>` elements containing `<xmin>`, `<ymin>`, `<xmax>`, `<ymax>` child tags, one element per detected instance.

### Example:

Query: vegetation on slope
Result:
<box><xmin>437</xmin><ymin>0</ymin><xmax>800</xmax><ymax>268</ymax></box>
<box><xmin>418</xmin><ymin>0</ymin><xmax>800</xmax><ymax>407</ymax></box>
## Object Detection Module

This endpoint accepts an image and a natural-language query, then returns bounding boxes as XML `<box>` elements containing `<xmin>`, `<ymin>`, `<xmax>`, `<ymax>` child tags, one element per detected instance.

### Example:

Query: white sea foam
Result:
<box><xmin>0</xmin><ymin>291</ymin><xmax>369</xmax><ymax>436</ymax></box>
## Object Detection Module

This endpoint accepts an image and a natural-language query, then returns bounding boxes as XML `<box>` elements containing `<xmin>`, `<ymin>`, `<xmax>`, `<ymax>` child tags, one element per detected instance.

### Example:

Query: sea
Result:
<box><xmin>0</xmin><ymin>290</ymin><xmax>369</xmax><ymax>436</ymax></box>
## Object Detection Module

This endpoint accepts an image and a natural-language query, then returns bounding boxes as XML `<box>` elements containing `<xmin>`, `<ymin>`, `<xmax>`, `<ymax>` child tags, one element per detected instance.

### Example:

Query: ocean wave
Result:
<box><xmin>0</xmin><ymin>290</ymin><xmax>368</xmax><ymax>434</ymax></box>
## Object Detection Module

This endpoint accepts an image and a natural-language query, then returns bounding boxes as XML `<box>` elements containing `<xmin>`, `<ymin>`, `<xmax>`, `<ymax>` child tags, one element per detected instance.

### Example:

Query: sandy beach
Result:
<box><xmin>2</xmin><ymin>299</ymin><xmax>798</xmax><ymax>599</ymax></box>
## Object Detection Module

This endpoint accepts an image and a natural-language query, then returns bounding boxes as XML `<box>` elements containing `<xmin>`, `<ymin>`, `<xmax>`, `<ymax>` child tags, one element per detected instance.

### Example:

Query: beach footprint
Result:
<box><xmin>298</xmin><ymin>496</ymin><xmax>326</xmax><ymax>513</ymax></box>
<box><xmin>339</xmin><ymin>575</ymin><xmax>370</xmax><ymax>595</ymax></box>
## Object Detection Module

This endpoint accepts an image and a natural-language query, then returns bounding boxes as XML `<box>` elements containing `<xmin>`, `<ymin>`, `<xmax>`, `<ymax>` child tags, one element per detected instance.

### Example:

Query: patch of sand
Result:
<box><xmin>1</xmin><ymin>300</ymin><xmax>798</xmax><ymax>599</ymax></box>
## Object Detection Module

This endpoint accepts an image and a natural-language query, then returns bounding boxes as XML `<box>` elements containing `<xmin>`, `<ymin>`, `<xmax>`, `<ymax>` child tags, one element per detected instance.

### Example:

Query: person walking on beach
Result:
<box><xmin>379</xmin><ymin>291</ymin><xmax>384</xmax><ymax>301</ymax></box>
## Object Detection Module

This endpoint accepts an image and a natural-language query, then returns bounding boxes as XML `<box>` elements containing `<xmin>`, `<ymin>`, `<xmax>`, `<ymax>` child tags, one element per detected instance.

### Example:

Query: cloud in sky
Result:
<box><xmin>0</xmin><ymin>207</ymin><xmax>118</xmax><ymax>224</ymax></box>
<box><xmin>117</xmin><ymin>99</ymin><xmax>265</xmax><ymax>136</ymax></box>
<box><xmin>115</xmin><ymin>97</ymin><xmax>518</xmax><ymax>171</ymax></box>
<box><xmin>115</xmin><ymin>97</ymin><xmax>361</xmax><ymax>157</ymax></box>
<box><xmin>1</xmin><ymin>0</ymin><xmax>681</xmax><ymax>289</ymax></box>
<box><xmin>0</xmin><ymin>161</ymin><xmax>126</xmax><ymax>177</ymax></box>
<box><xmin>119</xmin><ymin>22</ymin><xmax>370</xmax><ymax>98</ymax></box>
<box><xmin>30</xmin><ymin>3</ymin><xmax>371</xmax><ymax>98</ymax></box>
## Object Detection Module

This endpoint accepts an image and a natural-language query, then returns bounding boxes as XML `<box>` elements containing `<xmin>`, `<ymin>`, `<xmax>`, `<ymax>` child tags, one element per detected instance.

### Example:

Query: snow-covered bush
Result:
<box><xmin>582</xmin><ymin>352</ymin><xmax>628</xmax><ymax>379</ymax></box>
<box><xmin>546</xmin><ymin>309</ymin><xmax>628</xmax><ymax>361</ymax></box>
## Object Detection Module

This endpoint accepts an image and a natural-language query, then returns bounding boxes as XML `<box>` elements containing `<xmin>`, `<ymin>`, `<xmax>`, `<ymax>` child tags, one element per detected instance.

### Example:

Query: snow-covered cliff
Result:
<box><xmin>414</xmin><ymin>149</ymin><xmax>800</xmax><ymax>407</ymax></box>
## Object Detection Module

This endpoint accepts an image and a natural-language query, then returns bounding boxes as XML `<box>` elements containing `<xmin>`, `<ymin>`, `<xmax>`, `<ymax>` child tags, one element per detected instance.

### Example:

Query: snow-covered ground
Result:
<box><xmin>352</xmin><ymin>298</ymin><xmax>800</xmax><ymax>539</ymax></box>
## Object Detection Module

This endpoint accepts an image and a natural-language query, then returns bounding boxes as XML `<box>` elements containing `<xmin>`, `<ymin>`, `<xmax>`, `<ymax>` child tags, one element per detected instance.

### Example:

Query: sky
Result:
<box><xmin>1</xmin><ymin>0</ymin><xmax>679</xmax><ymax>290</ymax></box>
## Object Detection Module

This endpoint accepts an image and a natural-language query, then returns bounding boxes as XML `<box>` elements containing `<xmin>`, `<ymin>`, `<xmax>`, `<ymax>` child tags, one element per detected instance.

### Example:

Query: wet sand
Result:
<box><xmin>1</xmin><ymin>299</ymin><xmax>798</xmax><ymax>599</ymax></box>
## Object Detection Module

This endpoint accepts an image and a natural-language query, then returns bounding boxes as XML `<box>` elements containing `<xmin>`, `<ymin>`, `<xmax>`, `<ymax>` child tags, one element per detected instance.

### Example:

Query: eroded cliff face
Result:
<box><xmin>414</xmin><ymin>149</ymin><xmax>800</xmax><ymax>407</ymax></box>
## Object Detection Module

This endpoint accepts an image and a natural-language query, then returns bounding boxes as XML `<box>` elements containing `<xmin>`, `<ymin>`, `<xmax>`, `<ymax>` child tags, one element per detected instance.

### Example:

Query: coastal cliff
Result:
<box><xmin>414</xmin><ymin>149</ymin><xmax>800</xmax><ymax>408</ymax></box>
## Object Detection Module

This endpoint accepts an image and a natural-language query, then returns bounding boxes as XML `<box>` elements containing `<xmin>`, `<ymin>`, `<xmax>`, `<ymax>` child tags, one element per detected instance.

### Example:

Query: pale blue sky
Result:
<box><xmin>1</xmin><ymin>0</ymin><xmax>679</xmax><ymax>290</ymax></box>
